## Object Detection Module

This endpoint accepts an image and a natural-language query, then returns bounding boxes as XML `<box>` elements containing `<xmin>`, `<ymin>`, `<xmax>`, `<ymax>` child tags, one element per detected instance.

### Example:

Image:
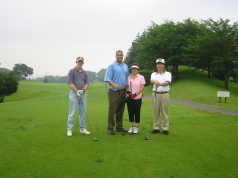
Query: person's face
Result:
<box><xmin>116</xmin><ymin>52</ymin><xmax>123</xmax><ymax>63</ymax></box>
<box><xmin>156</xmin><ymin>63</ymin><xmax>165</xmax><ymax>70</ymax></box>
<box><xmin>76</xmin><ymin>61</ymin><xmax>84</xmax><ymax>68</ymax></box>
<box><xmin>131</xmin><ymin>68</ymin><xmax>139</xmax><ymax>75</ymax></box>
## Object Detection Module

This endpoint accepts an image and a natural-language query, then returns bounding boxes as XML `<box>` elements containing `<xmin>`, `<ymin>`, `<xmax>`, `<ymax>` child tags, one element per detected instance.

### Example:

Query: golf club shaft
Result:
<box><xmin>79</xmin><ymin>97</ymin><xmax>93</xmax><ymax>134</ymax></box>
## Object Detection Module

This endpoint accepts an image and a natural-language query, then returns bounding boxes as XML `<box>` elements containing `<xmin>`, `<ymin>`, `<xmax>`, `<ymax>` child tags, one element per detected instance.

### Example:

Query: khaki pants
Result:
<box><xmin>152</xmin><ymin>93</ymin><xmax>170</xmax><ymax>131</ymax></box>
<box><xmin>107</xmin><ymin>89</ymin><xmax>126</xmax><ymax>130</ymax></box>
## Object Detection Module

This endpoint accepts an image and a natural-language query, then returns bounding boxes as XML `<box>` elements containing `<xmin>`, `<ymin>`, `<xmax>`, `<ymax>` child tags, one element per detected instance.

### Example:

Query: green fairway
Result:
<box><xmin>0</xmin><ymin>67</ymin><xmax>238</xmax><ymax>177</ymax></box>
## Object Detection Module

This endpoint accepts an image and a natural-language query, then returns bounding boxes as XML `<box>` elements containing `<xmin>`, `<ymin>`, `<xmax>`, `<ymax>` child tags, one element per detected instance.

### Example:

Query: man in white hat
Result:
<box><xmin>150</xmin><ymin>58</ymin><xmax>172</xmax><ymax>135</ymax></box>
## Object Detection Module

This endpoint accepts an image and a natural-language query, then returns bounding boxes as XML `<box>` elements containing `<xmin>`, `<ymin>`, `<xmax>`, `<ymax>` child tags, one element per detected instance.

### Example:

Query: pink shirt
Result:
<box><xmin>127</xmin><ymin>74</ymin><xmax>146</xmax><ymax>99</ymax></box>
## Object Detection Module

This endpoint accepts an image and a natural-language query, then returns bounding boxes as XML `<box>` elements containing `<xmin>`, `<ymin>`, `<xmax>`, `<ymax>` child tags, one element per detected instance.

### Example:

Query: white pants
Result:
<box><xmin>152</xmin><ymin>93</ymin><xmax>170</xmax><ymax>131</ymax></box>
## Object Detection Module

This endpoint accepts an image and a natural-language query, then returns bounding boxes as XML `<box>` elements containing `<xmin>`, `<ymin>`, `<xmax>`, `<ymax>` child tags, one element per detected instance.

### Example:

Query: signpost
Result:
<box><xmin>217</xmin><ymin>91</ymin><xmax>230</xmax><ymax>103</ymax></box>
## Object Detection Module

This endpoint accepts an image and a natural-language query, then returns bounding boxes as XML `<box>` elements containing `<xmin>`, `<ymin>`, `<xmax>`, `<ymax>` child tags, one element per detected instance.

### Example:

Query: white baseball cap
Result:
<box><xmin>156</xmin><ymin>58</ymin><xmax>165</xmax><ymax>64</ymax></box>
<box><xmin>76</xmin><ymin>56</ymin><xmax>84</xmax><ymax>62</ymax></box>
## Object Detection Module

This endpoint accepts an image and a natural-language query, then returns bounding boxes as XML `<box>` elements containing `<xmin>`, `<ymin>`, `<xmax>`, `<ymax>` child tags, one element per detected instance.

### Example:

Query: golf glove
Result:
<box><xmin>129</xmin><ymin>93</ymin><xmax>136</xmax><ymax>99</ymax></box>
<box><xmin>76</xmin><ymin>90</ymin><xmax>84</xmax><ymax>96</ymax></box>
<box><xmin>127</xmin><ymin>91</ymin><xmax>132</xmax><ymax>95</ymax></box>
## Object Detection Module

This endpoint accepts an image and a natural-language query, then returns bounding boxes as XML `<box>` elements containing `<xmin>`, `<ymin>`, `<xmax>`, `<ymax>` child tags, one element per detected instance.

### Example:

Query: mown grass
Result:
<box><xmin>144</xmin><ymin>66</ymin><xmax>238</xmax><ymax>111</ymax></box>
<box><xmin>0</xmin><ymin>67</ymin><xmax>238</xmax><ymax>177</ymax></box>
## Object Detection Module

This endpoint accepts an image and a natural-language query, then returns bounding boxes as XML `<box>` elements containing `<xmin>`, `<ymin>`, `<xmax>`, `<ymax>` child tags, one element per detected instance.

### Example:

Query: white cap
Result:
<box><xmin>76</xmin><ymin>56</ymin><xmax>84</xmax><ymax>62</ymax></box>
<box><xmin>156</xmin><ymin>58</ymin><xmax>165</xmax><ymax>64</ymax></box>
<box><xmin>130</xmin><ymin>65</ymin><xmax>140</xmax><ymax>70</ymax></box>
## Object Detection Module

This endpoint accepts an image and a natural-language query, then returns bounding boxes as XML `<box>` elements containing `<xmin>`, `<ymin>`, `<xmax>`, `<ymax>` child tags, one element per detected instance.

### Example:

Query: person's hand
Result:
<box><xmin>129</xmin><ymin>93</ymin><xmax>137</xmax><ymax>99</ymax></box>
<box><xmin>154</xmin><ymin>81</ymin><xmax>160</xmax><ymax>88</ymax></box>
<box><xmin>127</xmin><ymin>91</ymin><xmax>132</xmax><ymax>95</ymax></box>
<box><xmin>76</xmin><ymin>90</ymin><xmax>84</xmax><ymax>96</ymax></box>
<box><xmin>114</xmin><ymin>84</ymin><xmax>121</xmax><ymax>90</ymax></box>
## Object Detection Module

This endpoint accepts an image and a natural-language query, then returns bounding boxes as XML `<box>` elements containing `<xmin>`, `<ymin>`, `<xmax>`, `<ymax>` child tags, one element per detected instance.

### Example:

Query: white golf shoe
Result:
<box><xmin>133</xmin><ymin>127</ymin><xmax>138</xmax><ymax>134</ymax></box>
<box><xmin>67</xmin><ymin>130</ymin><xmax>72</xmax><ymax>136</ymax></box>
<box><xmin>128</xmin><ymin>127</ymin><xmax>133</xmax><ymax>133</ymax></box>
<box><xmin>80</xmin><ymin>129</ymin><xmax>91</xmax><ymax>135</ymax></box>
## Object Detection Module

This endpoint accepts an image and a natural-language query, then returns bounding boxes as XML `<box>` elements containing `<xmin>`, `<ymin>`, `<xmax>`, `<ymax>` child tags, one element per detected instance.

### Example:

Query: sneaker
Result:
<box><xmin>133</xmin><ymin>127</ymin><xmax>138</xmax><ymax>134</ymax></box>
<box><xmin>107</xmin><ymin>129</ymin><xmax>115</xmax><ymax>135</ymax></box>
<box><xmin>116</xmin><ymin>128</ymin><xmax>128</xmax><ymax>132</ymax></box>
<box><xmin>80</xmin><ymin>129</ymin><xmax>91</xmax><ymax>135</ymax></box>
<box><xmin>151</xmin><ymin>129</ymin><xmax>160</xmax><ymax>134</ymax></box>
<box><xmin>163</xmin><ymin>130</ymin><xmax>169</xmax><ymax>135</ymax></box>
<box><xmin>67</xmin><ymin>130</ymin><xmax>72</xmax><ymax>136</ymax></box>
<box><xmin>128</xmin><ymin>127</ymin><xmax>133</xmax><ymax>133</ymax></box>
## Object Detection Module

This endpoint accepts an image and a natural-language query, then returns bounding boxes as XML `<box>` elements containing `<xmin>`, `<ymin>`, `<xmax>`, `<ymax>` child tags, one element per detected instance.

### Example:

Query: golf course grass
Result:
<box><xmin>0</xmin><ymin>66</ymin><xmax>237</xmax><ymax>177</ymax></box>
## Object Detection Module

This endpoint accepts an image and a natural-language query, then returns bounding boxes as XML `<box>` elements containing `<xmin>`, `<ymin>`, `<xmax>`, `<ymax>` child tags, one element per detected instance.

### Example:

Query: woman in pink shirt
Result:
<box><xmin>126</xmin><ymin>63</ymin><xmax>146</xmax><ymax>134</ymax></box>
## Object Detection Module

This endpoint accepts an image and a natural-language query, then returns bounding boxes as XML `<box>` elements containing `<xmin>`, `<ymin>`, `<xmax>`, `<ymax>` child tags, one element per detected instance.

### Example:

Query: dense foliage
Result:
<box><xmin>124</xmin><ymin>18</ymin><xmax>238</xmax><ymax>89</ymax></box>
<box><xmin>0</xmin><ymin>72</ymin><xmax>18</xmax><ymax>103</ymax></box>
<box><xmin>13</xmin><ymin>63</ymin><xmax>33</xmax><ymax>80</ymax></box>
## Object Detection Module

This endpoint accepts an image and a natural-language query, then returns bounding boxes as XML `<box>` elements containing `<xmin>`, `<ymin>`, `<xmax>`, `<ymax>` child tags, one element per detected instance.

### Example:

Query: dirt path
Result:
<box><xmin>143</xmin><ymin>95</ymin><xmax>238</xmax><ymax>116</ymax></box>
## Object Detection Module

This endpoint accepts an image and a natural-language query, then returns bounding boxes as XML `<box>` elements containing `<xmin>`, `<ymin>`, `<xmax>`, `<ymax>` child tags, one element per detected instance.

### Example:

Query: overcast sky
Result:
<box><xmin>1</xmin><ymin>0</ymin><xmax>238</xmax><ymax>78</ymax></box>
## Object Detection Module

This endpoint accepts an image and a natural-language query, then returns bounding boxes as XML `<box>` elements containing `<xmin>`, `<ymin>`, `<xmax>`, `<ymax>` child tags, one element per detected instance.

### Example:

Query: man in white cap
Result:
<box><xmin>150</xmin><ymin>58</ymin><xmax>172</xmax><ymax>135</ymax></box>
<box><xmin>66</xmin><ymin>56</ymin><xmax>90</xmax><ymax>136</ymax></box>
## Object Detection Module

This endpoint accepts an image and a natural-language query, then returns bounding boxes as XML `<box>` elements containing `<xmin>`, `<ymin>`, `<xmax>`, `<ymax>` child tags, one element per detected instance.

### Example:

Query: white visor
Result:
<box><xmin>130</xmin><ymin>65</ymin><xmax>140</xmax><ymax>70</ymax></box>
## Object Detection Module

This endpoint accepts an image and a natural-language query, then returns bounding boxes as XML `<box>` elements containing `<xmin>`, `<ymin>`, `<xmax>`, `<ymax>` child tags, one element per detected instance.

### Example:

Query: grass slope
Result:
<box><xmin>144</xmin><ymin>66</ymin><xmax>238</xmax><ymax>111</ymax></box>
<box><xmin>0</xmin><ymin>67</ymin><xmax>238</xmax><ymax>177</ymax></box>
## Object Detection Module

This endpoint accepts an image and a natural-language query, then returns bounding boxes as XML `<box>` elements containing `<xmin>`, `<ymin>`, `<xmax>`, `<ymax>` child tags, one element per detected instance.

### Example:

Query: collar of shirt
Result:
<box><xmin>74</xmin><ymin>67</ymin><xmax>84</xmax><ymax>72</ymax></box>
<box><xmin>156</xmin><ymin>71</ymin><xmax>165</xmax><ymax>75</ymax></box>
<box><xmin>129</xmin><ymin>74</ymin><xmax>139</xmax><ymax>78</ymax></box>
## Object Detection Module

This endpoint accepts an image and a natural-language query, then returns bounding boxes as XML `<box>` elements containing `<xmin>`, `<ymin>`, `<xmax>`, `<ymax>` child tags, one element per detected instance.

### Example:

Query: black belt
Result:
<box><xmin>154</xmin><ymin>91</ymin><xmax>168</xmax><ymax>94</ymax></box>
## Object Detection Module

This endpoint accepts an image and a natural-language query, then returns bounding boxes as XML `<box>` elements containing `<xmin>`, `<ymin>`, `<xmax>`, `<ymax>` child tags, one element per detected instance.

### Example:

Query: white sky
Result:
<box><xmin>1</xmin><ymin>0</ymin><xmax>238</xmax><ymax>78</ymax></box>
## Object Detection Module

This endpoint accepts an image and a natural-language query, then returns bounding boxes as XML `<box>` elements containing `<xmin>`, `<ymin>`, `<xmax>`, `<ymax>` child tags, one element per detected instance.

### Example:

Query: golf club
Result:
<box><xmin>144</xmin><ymin>89</ymin><xmax>157</xmax><ymax>140</ymax></box>
<box><xmin>128</xmin><ymin>81</ymin><xmax>134</xmax><ymax>135</ymax></box>
<box><xmin>79</xmin><ymin>97</ymin><xmax>98</xmax><ymax>141</ymax></box>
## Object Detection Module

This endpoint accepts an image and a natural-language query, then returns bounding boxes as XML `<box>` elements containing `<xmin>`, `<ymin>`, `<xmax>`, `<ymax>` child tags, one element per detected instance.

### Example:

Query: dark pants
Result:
<box><xmin>107</xmin><ymin>89</ymin><xmax>126</xmax><ymax>130</ymax></box>
<box><xmin>127</xmin><ymin>98</ymin><xmax>142</xmax><ymax>123</ymax></box>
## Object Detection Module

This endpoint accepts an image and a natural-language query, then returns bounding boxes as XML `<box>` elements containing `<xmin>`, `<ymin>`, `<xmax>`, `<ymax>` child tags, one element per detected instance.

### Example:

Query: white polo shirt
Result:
<box><xmin>151</xmin><ymin>71</ymin><xmax>172</xmax><ymax>92</ymax></box>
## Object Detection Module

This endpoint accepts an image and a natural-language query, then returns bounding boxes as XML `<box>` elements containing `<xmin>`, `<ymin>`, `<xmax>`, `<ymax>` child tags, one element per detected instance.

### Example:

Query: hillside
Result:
<box><xmin>143</xmin><ymin>66</ymin><xmax>238</xmax><ymax>111</ymax></box>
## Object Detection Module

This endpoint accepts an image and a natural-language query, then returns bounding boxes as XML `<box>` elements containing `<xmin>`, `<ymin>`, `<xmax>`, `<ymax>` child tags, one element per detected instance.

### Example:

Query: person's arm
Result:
<box><xmin>135</xmin><ymin>84</ymin><xmax>145</xmax><ymax>95</ymax></box>
<box><xmin>151</xmin><ymin>80</ymin><xmax>160</xmax><ymax>88</ymax></box>
<box><xmin>107</xmin><ymin>81</ymin><xmax>121</xmax><ymax>90</ymax></box>
<box><xmin>83</xmin><ymin>84</ymin><xmax>89</xmax><ymax>91</ymax></box>
<box><xmin>68</xmin><ymin>83</ymin><xmax>78</xmax><ymax>92</ymax></box>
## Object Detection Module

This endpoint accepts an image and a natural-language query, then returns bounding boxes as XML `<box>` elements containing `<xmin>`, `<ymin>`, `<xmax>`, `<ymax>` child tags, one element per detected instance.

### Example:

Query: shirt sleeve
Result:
<box><xmin>104</xmin><ymin>64</ymin><xmax>112</xmax><ymax>82</ymax></box>
<box><xmin>84</xmin><ymin>71</ymin><xmax>89</xmax><ymax>84</ymax></box>
<box><xmin>141</xmin><ymin>76</ymin><xmax>146</xmax><ymax>85</ymax></box>
<box><xmin>150</xmin><ymin>72</ymin><xmax>155</xmax><ymax>81</ymax></box>
<box><xmin>126</xmin><ymin>76</ymin><xmax>130</xmax><ymax>86</ymax></box>
<box><xmin>165</xmin><ymin>72</ymin><xmax>172</xmax><ymax>83</ymax></box>
<box><xmin>67</xmin><ymin>69</ymin><xmax>74</xmax><ymax>84</ymax></box>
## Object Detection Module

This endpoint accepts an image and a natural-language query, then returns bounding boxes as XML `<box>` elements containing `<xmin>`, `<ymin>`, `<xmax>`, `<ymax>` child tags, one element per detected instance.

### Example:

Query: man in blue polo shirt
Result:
<box><xmin>66</xmin><ymin>56</ymin><xmax>90</xmax><ymax>136</ymax></box>
<box><xmin>104</xmin><ymin>50</ymin><xmax>129</xmax><ymax>135</ymax></box>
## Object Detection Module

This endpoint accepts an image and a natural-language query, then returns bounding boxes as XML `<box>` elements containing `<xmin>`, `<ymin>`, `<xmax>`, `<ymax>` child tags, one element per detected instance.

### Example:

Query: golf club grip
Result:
<box><xmin>130</xmin><ymin>81</ymin><xmax>132</xmax><ymax>92</ymax></box>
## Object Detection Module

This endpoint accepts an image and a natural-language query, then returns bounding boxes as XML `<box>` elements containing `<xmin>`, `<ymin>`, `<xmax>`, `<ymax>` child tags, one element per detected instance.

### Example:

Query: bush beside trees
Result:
<box><xmin>0</xmin><ymin>72</ymin><xmax>18</xmax><ymax>103</ymax></box>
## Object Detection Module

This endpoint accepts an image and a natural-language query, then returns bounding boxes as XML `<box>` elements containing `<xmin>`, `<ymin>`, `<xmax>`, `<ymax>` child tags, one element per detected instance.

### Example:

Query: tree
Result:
<box><xmin>86</xmin><ymin>71</ymin><xmax>97</xmax><ymax>83</ymax></box>
<box><xmin>0</xmin><ymin>68</ymin><xmax>12</xmax><ymax>73</ymax></box>
<box><xmin>97</xmin><ymin>68</ymin><xmax>107</xmax><ymax>82</ymax></box>
<box><xmin>184</xmin><ymin>18</ymin><xmax>238</xmax><ymax>89</ymax></box>
<box><xmin>0</xmin><ymin>72</ymin><xmax>19</xmax><ymax>103</ymax></box>
<box><xmin>13</xmin><ymin>63</ymin><xmax>33</xmax><ymax>80</ymax></box>
<box><xmin>125</xmin><ymin>19</ymin><xmax>200</xmax><ymax>80</ymax></box>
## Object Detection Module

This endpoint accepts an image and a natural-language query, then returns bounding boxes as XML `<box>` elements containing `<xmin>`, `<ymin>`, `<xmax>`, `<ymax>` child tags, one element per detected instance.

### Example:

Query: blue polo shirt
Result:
<box><xmin>104</xmin><ymin>61</ymin><xmax>129</xmax><ymax>91</ymax></box>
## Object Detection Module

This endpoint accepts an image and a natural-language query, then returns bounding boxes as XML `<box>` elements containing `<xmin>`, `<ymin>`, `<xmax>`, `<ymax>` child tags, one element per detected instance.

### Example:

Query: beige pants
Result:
<box><xmin>152</xmin><ymin>93</ymin><xmax>170</xmax><ymax>131</ymax></box>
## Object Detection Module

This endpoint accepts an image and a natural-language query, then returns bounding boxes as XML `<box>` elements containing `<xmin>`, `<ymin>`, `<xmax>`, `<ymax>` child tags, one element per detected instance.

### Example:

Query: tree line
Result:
<box><xmin>1</xmin><ymin>17</ymin><xmax>238</xmax><ymax>102</ymax></box>
<box><xmin>124</xmin><ymin>18</ymin><xmax>238</xmax><ymax>89</ymax></box>
<box><xmin>34</xmin><ymin>68</ymin><xmax>107</xmax><ymax>83</ymax></box>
